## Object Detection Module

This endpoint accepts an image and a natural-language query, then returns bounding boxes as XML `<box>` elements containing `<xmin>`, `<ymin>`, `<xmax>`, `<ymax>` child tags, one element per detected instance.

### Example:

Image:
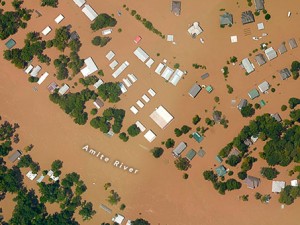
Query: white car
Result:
<box><xmin>200</xmin><ymin>38</ymin><xmax>204</xmax><ymax>44</ymax></box>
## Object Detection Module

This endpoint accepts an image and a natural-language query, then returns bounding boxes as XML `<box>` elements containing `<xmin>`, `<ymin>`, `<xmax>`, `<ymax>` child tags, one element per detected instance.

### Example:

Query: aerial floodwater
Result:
<box><xmin>0</xmin><ymin>0</ymin><xmax>300</xmax><ymax>225</ymax></box>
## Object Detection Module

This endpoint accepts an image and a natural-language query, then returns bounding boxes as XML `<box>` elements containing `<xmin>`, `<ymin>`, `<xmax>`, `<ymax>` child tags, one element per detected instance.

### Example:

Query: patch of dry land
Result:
<box><xmin>1</xmin><ymin>0</ymin><xmax>300</xmax><ymax>224</ymax></box>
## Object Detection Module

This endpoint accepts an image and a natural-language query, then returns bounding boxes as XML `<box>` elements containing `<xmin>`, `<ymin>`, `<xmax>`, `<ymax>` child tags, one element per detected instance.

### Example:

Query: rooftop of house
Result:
<box><xmin>171</xmin><ymin>1</ymin><xmax>181</xmax><ymax>16</ymax></box>
<box><xmin>241</xmin><ymin>11</ymin><xmax>255</xmax><ymax>25</ymax></box>
<box><xmin>220</xmin><ymin>12</ymin><xmax>233</xmax><ymax>25</ymax></box>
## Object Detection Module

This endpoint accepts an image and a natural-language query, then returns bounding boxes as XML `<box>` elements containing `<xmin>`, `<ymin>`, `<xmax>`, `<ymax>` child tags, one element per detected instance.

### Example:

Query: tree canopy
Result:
<box><xmin>90</xmin><ymin>14</ymin><xmax>117</xmax><ymax>31</ymax></box>
<box><xmin>98</xmin><ymin>82</ymin><xmax>122</xmax><ymax>103</ymax></box>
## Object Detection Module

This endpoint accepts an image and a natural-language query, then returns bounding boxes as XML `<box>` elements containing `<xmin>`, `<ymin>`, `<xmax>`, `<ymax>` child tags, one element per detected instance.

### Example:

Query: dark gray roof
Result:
<box><xmin>189</xmin><ymin>84</ymin><xmax>201</xmax><ymax>98</ymax></box>
<box><xmin>289</xmin><ymin>38</ymin><xmax>298</xmax><ymax>49</ymax></box>
<box><xmin>213</xmin><ymin>111</ymin><xmax>222</xmax><ymax>123</ymax></box>
<box><xmin>278</xmin><ymin>43</ymin><xmax>287</xmax><ymax>54</ymax></box>
<box><xmin>244</xmin><ymin>175</ymin><xmax>261</xmax><ymax>189</ymax></box>
<box><xmin>241</xmin><ymin>11</ymin><xmax>255</xmax><ymax>25</ymax></box>
<box><xmin>8</xmin><ymin>150</ymin><xmax>22</xmax><ymax>163</ymax></box>
<box><xmin>220</xmin><ymin>12</ymin><xmax>233</xmax><ymax>25</ymax></box>
<box><xmin>255</xmin><ymin>54</ymin><xmax>266</xmax><ymax>66</ymax></box>
<box><xmin>244</xmin><ymin>139</ymin><xmax>253</xmax><ymax>146</ymax></box>
<box><xmin>70</xmin><ymin>31</ymin><xmax>79</xmax><ymax>40</ymax></box>
<box><xmin>228</xmin><ymin>148</ymin><xmax>240</xmax><ymax>157</ymax></box>
<box><xmin>280</xmin><ymin>68</ymin><xmax>291</xmax><ymax>80</ymax></box>
<box><xmin>238</xmin><ymin>99</ymin><xmax>248</xmax><ymax>110</ymax></box>
<box><xmin>171</xmin><ymin>1</ymin><xmax>181</xmax><ymax>16</ymax></box>
<box><xmin>254</xmin><ymin>0</ymin><xmax>265</xmax><ymax>10</ymax></box>
<box><xmin>94</xmin><ymin>98</ymin><xmax>104</xmax><ymax>108</ymax></box>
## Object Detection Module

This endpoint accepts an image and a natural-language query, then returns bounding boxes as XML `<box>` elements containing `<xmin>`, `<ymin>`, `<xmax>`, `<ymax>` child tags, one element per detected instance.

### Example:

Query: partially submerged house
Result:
<box><xmin>47</xmin><ymin>82</ymin><xmax>58</xmax><ymax>93</ymax></box>
<box><xmin>244</xmin><ymin>139</ymin><xmax>253</xmax><ymax>146</ymax></box>
<box><xmin>255</xmin><ymin>54</ymin><xmax>267</xmax><ymax>66</ymax></box>
<box><xmin>237</xmin><ymin>99</ymin><xmax>248</xmax><ymax>111</ymax></box>
<box><xmin>271</xmin><ymin>113</ymin><xmax>282</xmax><ymax>122</ymax></box>
<box><xmin>58</xmin><ymin>84</ymin><xmax>70</xmax><ymax>95</ymax></box>
<box><xmin>264</xmin><ymin>47</ymin><xmax>277</xmax><ymax>61</ymax></box>
<box><xmin>289</xmin><ymin>38</ymin><xmax>298</xmax><ymax>49</ymax></box>
<box><xmin>112</xmin><ymin>214</ymin><xmax>125</xmax><ymax>225</ymax></box>
<box><xmin>189</xmin><ymin>84</ymin><xmax>201</xmax><ymax>98</ymax></box>
<box><xmin>81</xmin><ymin>57</ymin><xmax>98</xmax><ymax>77</ymax></box>
<box><xmin>171</xmin><ymin>1</ymin><xmax>181</xmax><ymax>16</ymax></box>
<box><xmin>172</xmin><ymin>142</ymin><xmax>187</xmax><ymax>157</ymax></box>
<box><xmin>241</xmin><ymin>58</ymin><xmax>255</xmax><ymax>74</ymax></box>
<box><xmin>187</xmin><ymin>22</ymin><xmax>203</xmax><ymax>38</ymax></box>
<box><xmin>272</xmin><ymin>181</ymin><xmax>285</xmax><ymax>193</ymax></box>
<box><xmin>216</xmin><ymin>165</ymin><xmax>227</xmax><ymax>177</ymax></box>
<box><xmin>254</xmin><ymin>0</ymin><xmax>265</xmax><ymax>11</ymax></box>
<box><xmin>93</xmin><ymin>98</ymin><xmax>104</xmax><ymax>109</ymax></box>
<box><xmin>278</xmin><ymin>42</ymin><xmax>287</xmax><ymax>54</ymax></box>
<box><xmin>241</xmin><ymin>11</ymin><xmax>255</xmax><ymax>25</ymax></box>
<box><xmin>244</xmin><ymin>176</ymin><xmax>261</xmax><ymax>189</ymax></box>
<box><xmin>186</xmin><ymin>149</ymin><xmax>197</xmax><ymax>161</ymax></box>
<box><xmin>70</xmin><ymin>31</ymin><xmax>80</xmax><ymax>40</ymax></box>
<box><xmin>279</xmin><ymin>68</ymin><xmax>291</xmax><ymax>80</ymax></box>
<box><xmin>212</xmin><ymin>111</ymin><xmax>222</xmax><ymax>123</ymax></box>
<box><xmin>8</xmin><ymin>150</ymin><xmax>22</xmax><ymax>163</ymax></box>
<box><xmin>5</xmin><ymin>38</ymin><xmax>16</xmax><ymax>49</ymax></box>
<box><xmin>248</xmin><ymin>88</ymin><xmax>260</xmax><ymax>99</ymax></box>
<box><xmin>220</xmin><ymin>12</ymin><xmax>233</xmax><ymax>26</ymax></box>
<box><xmin>192</xmin><ymin>132</ymin><xmax>204</xmax><ymax>143</ymax></box>
<box><xmin>82</xmin><ymin>4</ymin><xmax>98</xmax><ymax>21</ymax></box>
<box><xmin>258</xmin><ymin>81</ymin><xmax>270</xmax><ymax>93</ymax></box>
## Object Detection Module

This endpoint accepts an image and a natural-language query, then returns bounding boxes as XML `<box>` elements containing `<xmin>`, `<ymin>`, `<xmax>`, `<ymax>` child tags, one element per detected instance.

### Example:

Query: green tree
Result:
<box><xmin>107</xmin><ymin>190</ymin><xmax>121</xmax><ymax>205</ymax></box>
<box><xmin>17</xmin><ymin>155</ymin><xmax>33</xmax><ymax>168</ymax></box>
<box><xmin>225</xmin><ymin>155</ymin><xmax>241</xmax><ymax>167</ymax></box>
<box><xmin>226</xmin><ymin>179</ymin><xmax>242</xmax><ymax>191</ymax></box>
<box><xmin>165</xmin><ymin>138</ymin><xmax>175</xmax><ymax>148</ymax></box>
<box><xmin>241</xmin><ymin>104</ymin><xmax>255</xmax><ymax>117</ymax></box>
<box><xmin>203</xmin><ymin>170</ymin><xmax>217</xmax><ymax>182</ymax></box>
<box><xmin>51</xmin><ymin>160</ymin><xmax>63</xmax><ymax>172</ymax></box>
<box><xmin>265</xmin><ymin>14</ymin><xmax>271</xmax><ymax>20</ymax></box>
<box><xmin>260</xmin><ymin>167</ymin><xmax>280</xmax><ymax>180</ymax></box>
<box><xmin>127</xmin><ymin>124</ymin><xmax>141</xmax><ymax>137</ymax></box>
<box><xmin>79</xmin><ymin>201</ymin><xmax>96</xmax><ymax>221</ymax></box>
<box><xmin>174</xmin><ymin>128</ymin><xmax>183</xmax><ymax>137</ymax></box>
<box><xmin>119</xmin><ymin>132</ymin><xmax>129</xmax><ymax>142</ymax></box>
<box><xmin>288</xmin><ymin>97</ymin><xmax>300</xmax><ymax>109</ymax></box>
<box><xmin>192</xmin><ymin>115</ymin><xmax>201</xmax><ymax>125</ymax></box>
<box><xmin>131</xmin><ymin>218</ymin><xmax>150</xmax><ymax>225</ymax></box>
<box><xmin>151</xmin><ymin>147</ymin><xmax>164</xmax><ymax>158</ymax></box>
<box><xmin>174</xmin><ymin>157</ymin><xmax>190</xmax><ymax>171</ymax></box>
<box><xmin>41</xmin><ymin>0</ymin><xmax>59</xmax><ymax>7</ymax></box>
<box><xmin>237</xmin><ymin>171</ymin><xmax>247</xmax><ymax>180</ymax></box>
<box><xmin>181</xmin><ymin>125</ymin><xmax>191</xmax><ymax>134</ymax></box>
<box><xmin>90</xmin><ymin>14</ymin><xmax>117</xmax><ymax>31</ymax></box>
<box><xmin>98</xmin><ymin>82</ymin><xmax>121</xmax><ymax>103</ymax></box>
<box><xmin>52</xmin><ymin>26</ymin><xmax>70</xmax><ymax>51</ymax></box>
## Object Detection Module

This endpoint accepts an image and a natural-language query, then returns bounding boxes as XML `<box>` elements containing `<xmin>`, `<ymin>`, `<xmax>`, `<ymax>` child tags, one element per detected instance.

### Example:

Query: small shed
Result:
<box><xmin>134</xmin><ymin>36</ymin><xmax>142</xmax><ymax>44</ymax></box>
<box><xmin>186</xmin><ymin>149</ymin><xmax>197</xmax><ymax>161</ymax></box>
<box><xmin>47</xmin><ymin>82</ymin><xmax>58</xmax><ymax>93</ymax></box>
<box><xmin>254</xmin><ymin>0</ymin><xmax>265</xmax><ymax>11</ymax></box>
<box><xmin>5</xmin><ymin>39</ymin><xmax>16</xmax><ymax>49</ymax></box>
<box><xmin>171</xmin><ymin>1</ymin><xmax>181</xmax><ymax>16</ymax></box>
<box><xmin>201</xmin><ymin>73</ymin><xmax>209</xmax><ymax>80</ymax></box>
<box><xmin>215</xmin><ymin>155</ymin><xmax>223</xmax><ymax>163</ymax></box>
<box><xmin>271</xmin><ymin>113</ymin><xmax>282</xmax><ymax>122</ymax></box>
<box><xmin>8</xmin><ymin>150</ymin><xmax>22</xmax><ymax>163</ymax></box>
<box><xmin>213</xmin><ymin>111</ymin><xmax>222</xmax><ymax>123</ymax></box>
<box><xmin>198</xmin><ymin>149</ymin><xmax>206</xmax><ymax>157</ymax></box>
<box><xmin>205</xmin><ymin>85</ymin><xmax>213</xmax><ymax>93</ymax></box>
<box><xmin>112</xmin><ymin>214</ymin><xmax>125</xmax><ymax>225</ymax></box>
<box><xmin>216</xmin><ymin>165</ymin><xmax>227</xmax><ymax>177</ymax></box>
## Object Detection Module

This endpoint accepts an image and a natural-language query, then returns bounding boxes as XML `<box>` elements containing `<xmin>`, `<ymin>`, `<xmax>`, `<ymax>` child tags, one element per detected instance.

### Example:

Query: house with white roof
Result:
<box><xmin>272</xmin><ymin>181</ymin><xmax>285</xmax><ymax>193</ymax></box>
<box><xmin>82</xmin><ymin>4</ymin><xmax>98</xmax><ymax>21</ymax></box>
<box><xmin>188</xmin><ymin>22</ymin><xmax>203</xmax><ymax>37</ymax></box>
<box><xmin>73</xmin><ymin>0</ymin><xmax>86</xmax><ymax>7</ymax></box>
<box><xmin>264</xmin><ymin>47</ymin><xmax>277</xmax><ymax>61</ymax></box>
<box><xmin>144</xmin><ymin>130</ymin><xmax>156</xmax><ymax>142</ymax></box>
<box><xmin>258</xmin><ymin>81</ymin><xmax>270</xmax><ymax>93</ymax></box>
<box><xmin>169</xmin><ymin>69</ymin><xmax>184</xmax><ymax>86</ymax></box>
<box><xmin>161</xmin><ymin>67</ymin><xmax>174</xmax><ymax>80</ymax></box>
<box><xmin>81</xmin><ymin>57</ymin><xmax>98</xmax><ymax>77</ymax></box>
<box><xmin>150</xmin><ymin>106</ymin><xmax>174</xmax><ymax>129</ymax></box>
<box><xmin>134</xmin><ymin>47</ymin><xmax>149</xmax><ymax>62</ymax></box>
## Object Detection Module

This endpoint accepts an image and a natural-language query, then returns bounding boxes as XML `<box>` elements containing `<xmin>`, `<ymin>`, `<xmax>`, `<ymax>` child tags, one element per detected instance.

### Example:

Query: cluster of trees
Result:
<box><xmin>174</xmin><ymin>125</ymin><xmax>191</xmax><ymax>137</ymax></box>
<box><xmin>4</xmin><ymin>32</ymin><xmax>48</xmax><ymax>69</ymax></box>
<box><xmin>225</xmin><ymin>155</ymin><xmax>241</xmax><ymax>167</ymax></box>
<box><xmin>98</xmin><ymin>82</ymin><xmax>122</xmax><ymax>103</ymax></box>
<box><xmin>288</xmin><ymin>97</ymin><xmax>300</xmax><ymax>109</ymax></box>
<box><xmin>0</xmin><ymin>119</ymin><xmax>18</xmax><ymax>156</ymax></box>
<box><xmin>79</xmin><ymin>76</ymin><xmax>98</xmax><ymax>87</ymax></box>
<box><xmin>90</xmin><ymin>14</ymin><xmax>117</xmax><ymax>31</ymax></box>
<box><xmin>131</xmin><ymin>219</ymin><xmax>151</xmax><ymax>225</ymax></box>
<box><xmin>90</xmin><ymin>108</ymin><xmax>125</xmax><ymax>134</ymax></box>
<box><xmin>203</xmin><ymin>170</ymin><xmax>242</xmax><ymax>195</ymax></box>
<box><xmin>119</xmin><ymin>132</ymin><xmax>129</xmax><ymax>142</ymax></box>
<box><xmin>279</xmin><ymin>185</ymin><xmax>300</xmax><ymax>205</ymax></box>
<box><xmin>92</xmin><ymin>36</ymin><xmax>111</xmax><ymax>47</ymax></box>
<box><xmin>127</xmin><ymin>8</ymin><xmax>164</xmax><ymax>38</ymax></box>
<box><xmin>127</xmin><ymin>124</ymin><xmax>141</xmax><ymax>137</ymax></box>
<box><xmin>49</xmin><ymin>89</ymin><xmax>97</xmax><ymax>125</ymax></box>
<box><xmin>54</xmin><ymin>54</ymin><xmax>70</xmax><ymax>80</ymax></box>
<box><xmin>41</xmin><ymin>0</ymin><xmax>59</xmax><ymax>7</ymax></box>
<box><xmin>17</xmin><ymin>154</ymin><xmax>40</xmax><ymax>174</ymax></box>
<box><xmin>192</xmin><ymin>115</ymin><xmax>201</xmax><ymax>125</ymax></box>
<box><xmin>151</xmin><ymin>147</ymin><xmax>164</xmax><ymax>158</ymax></box>
<box><xmin>290</xmin><ymin>61</ymin><xmax>300</xmax><ymax>79</ymax></box>
<box><xmin>174</xmin><ymin>157</ymin><xmax>190</xmax><ymax>171</ymax></box>
<box><xmin>107</xmin><ymin>190</ymin><xmax>121</xmax><ymax>205</ymax></box>
<box><xmin>241</xmin><ymin>104</ymin><xmax>255</xmax><ymax>117</ymax></box>
<box><xmin>165</xmin><ymin>138</ymin><xmax>175</xmax><ymax>149</ymax></box>
<box><xmin>260</xmin><ymin>167</ymin><xmax>279</xmax><ymax>180</ymax></box>
<box><xmin>52</xmin><ymin>26</ymin><xmax>70</xmax><ymax>52</ymax></box>
<box><xmin>0</xmin><ymin>0</ymin><xmax>31</xmax><ymax>40</ymax></box>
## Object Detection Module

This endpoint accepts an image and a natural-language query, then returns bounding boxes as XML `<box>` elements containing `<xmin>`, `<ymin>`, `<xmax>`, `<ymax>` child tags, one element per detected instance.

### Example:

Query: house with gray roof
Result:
<box><xmin>279</xmin><ymin>68</ymin><xmax>291</xmax><ymax>80</ymax></box>
<box><xmin>278</xmin><ymin>42</ymin><xmax>287</xmax><ymax>55</ymax></box>
<box><xmin>241</xmin><ymin>11</ymin><xmax>255</xmax><ymax>25</ymax></box>
<box><xmin>271</xmin><ymin>113</ymin><xmax>282</xmax><ymax>122</ymax></box>
<box><xmin>213</xmin><ymin>111</ymin><xmax>222</xmax><ymax>123</ymax></box>
<box><xmin>248</xmin><ymin>88</ymin><xmax>260</xmax><ymax>99</ymax></box>
<box><xmin>237</xmin><ymin>99</ymin><xmax>248</xmax><ymax>111</ymax></box>
<box><xmin>186</xmin><ymin>149</ymin><xmax>196</xmax><ymax>161</ymax></box>
<box><xmin>216</xmin><ymin>165</ymin><xmax>227</xmax><ymax>177</ymax></box>
<box><xmin>171</xmin><ymin>1</ymin><xmax>181</xmax><ymax>16</ymax></box>
<box><xmin>172</xmin><ymin>142</ymin><xmax>187</xmax><ymax>157</ymax></box>
<box><xmin>220</xmin><ymin>12</ymin><xmax>233</xmax><ymax>26</ymax></box>
<box><xmin>289</xmin><ymin>38</ymin><xmax>298</xmax><ymax>49</ymax></box>
<box><xmin>254</xmin><ymin>0</ymin><xmax>265</xmax><ymax>11</ymax></box>
<box><xmin>189</xmin><ymin>84</ymin><xmax>201</xmax><ymax>98</ymax></box>
<box><xmin>255</xmin><ymin>54</ymin><xmax>267</xmax><ymax>66</ymax></box>
<box><xmin>244</xmin><ymin>175</ymin><xmax>261</xmax><ymax>189</ymax></box>
<box><xmin>8</xmin><ymin>150</ymin><xmax>22</xmax><ymax>163</ymax></box>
